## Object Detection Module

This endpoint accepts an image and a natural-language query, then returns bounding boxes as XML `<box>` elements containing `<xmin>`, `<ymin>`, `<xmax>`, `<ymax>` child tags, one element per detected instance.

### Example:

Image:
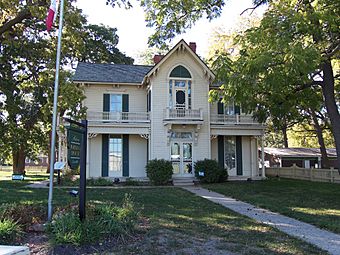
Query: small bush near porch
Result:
<box><xmin>204</xmin><ymin>178</ymin><xmax>340</xmax><ymax>234</ymax></box>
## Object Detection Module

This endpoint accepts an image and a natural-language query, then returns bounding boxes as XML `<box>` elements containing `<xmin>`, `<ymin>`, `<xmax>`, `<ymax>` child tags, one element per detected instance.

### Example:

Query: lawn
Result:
<box><xmin>0</xmin><ymin>180</ymin><xmax>327</xmax><ymax>255</ymax></box>
<box><xmin>204</xmin><ymin>178</ymin><xmax>340</xmax><ymax>235</ymax></box>
<box><xmin>0</xmin><ymin>167</ymin><xmax>49</xmax><ymax>181</ymax></box>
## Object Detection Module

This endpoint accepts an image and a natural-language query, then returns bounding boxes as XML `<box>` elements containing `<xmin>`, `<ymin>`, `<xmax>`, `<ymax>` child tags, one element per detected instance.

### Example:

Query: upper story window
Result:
<box><xmin>169</xmin><ymin>65</ymin><xmax>192</xmax><ymax>109</ymax></box>
<box><xmin>110</xmin><ymin>94</ymin><xmax>122</xmax><ymax>112</ymax></box>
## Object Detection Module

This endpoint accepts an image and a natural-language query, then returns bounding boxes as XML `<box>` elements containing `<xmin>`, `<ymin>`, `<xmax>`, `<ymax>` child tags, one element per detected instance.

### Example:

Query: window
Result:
<box><xmin>224</xmin><ymin>136</ymin><xmax>236</xmax><ymax>170</ymax></box>
<box><xmin>110</xmin><ymin>94</ymin><xmax>122</xmax><ymax>112</ymax></box>
<box><xmin>109</xmin><ymin>136</ymin><xmax>122</xmax><ymax>173</ymax></box>
<box><xmin>170</xmin><ymin>131</ymin><xmax>193</xmax><ymax>139</ymax></box>
<box><xmin>224</xmin><ymin>99</ymin><xmax>235</xmax><ymax>115</ymax></box>
<box><xmin>169</xmin><ymin>65</ymin><xmax>192</xmax><ymax>109</ymax></box>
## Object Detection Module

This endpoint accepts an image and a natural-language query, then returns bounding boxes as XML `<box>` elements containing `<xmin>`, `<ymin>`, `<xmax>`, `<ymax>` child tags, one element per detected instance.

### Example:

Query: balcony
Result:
<box><xmin>164</xmin><ymin>108</ymin><xmax>203</xmax><ymax>124</ymax></box>
<box><xmin>210</xmin><ymin>114</ymin><xmax>261</xmax><ymax>125</ymax></box>
<box><xmin>87</xmin><ymin>111</ymin><xmax>150</xmax><ymax>124</ymax></box>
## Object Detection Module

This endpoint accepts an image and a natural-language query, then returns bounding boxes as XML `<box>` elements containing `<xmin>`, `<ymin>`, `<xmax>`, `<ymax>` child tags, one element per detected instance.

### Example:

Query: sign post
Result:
<box><xmin>65</xmin><ymin>118</ymin><xmax>87</xmax><ymax>221</ymax></box>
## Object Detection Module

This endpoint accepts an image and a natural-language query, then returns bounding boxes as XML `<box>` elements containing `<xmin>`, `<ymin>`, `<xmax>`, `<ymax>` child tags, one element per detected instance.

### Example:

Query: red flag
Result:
<box><xmin>46</xmin><ymin>0</ymin><xmax>59</xmax><ymax>32</ymax></box>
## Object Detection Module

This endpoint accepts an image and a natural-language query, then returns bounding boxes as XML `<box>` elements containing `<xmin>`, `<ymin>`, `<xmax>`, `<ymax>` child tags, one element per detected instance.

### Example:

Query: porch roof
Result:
<box><xmin>264</xmin><ymin>147</ymin><xmax>337</xmax><ymax>158</ymax></box>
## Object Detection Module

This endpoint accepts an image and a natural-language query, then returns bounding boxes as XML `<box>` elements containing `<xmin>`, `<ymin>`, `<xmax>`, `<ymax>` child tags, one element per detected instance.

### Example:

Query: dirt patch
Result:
<box><xmin>22</xmin><ymin>233</ymin><xmax>51</xmax><ymax>255</ymax></box>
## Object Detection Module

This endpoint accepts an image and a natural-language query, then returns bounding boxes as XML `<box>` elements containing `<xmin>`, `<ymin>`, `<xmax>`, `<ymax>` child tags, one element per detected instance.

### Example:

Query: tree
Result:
<box><xmin>0</xmin><ymin>0</ymin><xmax>134</xmax><ymax>173</ymax></box>
<box><xmin>209</xmin><ymin>0</ymin><xmax>340</xmax><ymax>170</ymax></box>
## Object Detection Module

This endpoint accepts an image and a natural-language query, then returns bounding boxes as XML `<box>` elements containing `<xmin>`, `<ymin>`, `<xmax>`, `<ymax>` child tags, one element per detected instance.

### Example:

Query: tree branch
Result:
<box><xmin>0</xmin><ymin>9</ymin><xmax>32</xmax><ymax>37</ymax></box>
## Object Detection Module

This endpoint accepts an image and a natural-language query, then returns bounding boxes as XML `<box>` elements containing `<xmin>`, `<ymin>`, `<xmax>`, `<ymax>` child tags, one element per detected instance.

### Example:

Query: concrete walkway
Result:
<box><xmin>183</xmin><ymin>186</ymin><xmax>340</xmax><ymax>255</ymax></box>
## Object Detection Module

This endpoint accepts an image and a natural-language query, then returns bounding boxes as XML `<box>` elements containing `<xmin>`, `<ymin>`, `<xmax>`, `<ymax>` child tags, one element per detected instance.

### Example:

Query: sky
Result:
<box><xmin>76</xmin><ymin>0</ymin><xmax>266</xmax><ymax>64</ymax></box>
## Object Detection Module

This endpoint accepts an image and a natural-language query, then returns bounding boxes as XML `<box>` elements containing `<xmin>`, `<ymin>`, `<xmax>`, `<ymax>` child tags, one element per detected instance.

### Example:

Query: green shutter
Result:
<box><xmin>122</xmin><ymin>94</ymin><xmax>129</xmax><ymax>112</ymax></box>
<box><xmin>101</xmin><ymin>134</ymin><xmax>109</xmax><ymax>177</ymax></box>
<box><xmin>236</xmin><ymin>136</ymin><xmax>243</xmax><ymax>175</ymax></box>
<box><xmin>218</xmin><ymin>100</ymin><xmax>224</xmax><ymax>114</ymax></box>
<box><xmin>123</xmin><ymin>135</ymin><xmax>129</xmax><ymax>177</ymax></box>
<box><xmin>218</xmin><ymin>136</ymin><xmax>224</xmax><ymax>168</ymax></box>
<box><xmin>103</xmin><ymin>94</ymin><xmax>110</xmax><ymax>111</ymax></box>
<box><xmin>235</xmin><ymin>105</ymin><xmax>240</xmax><ymax>114</ymax></box>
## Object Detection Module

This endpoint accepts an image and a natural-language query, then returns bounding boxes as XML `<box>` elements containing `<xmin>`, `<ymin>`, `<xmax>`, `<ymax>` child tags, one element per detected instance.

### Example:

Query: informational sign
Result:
<box><xmin>67</xmin><ymin>127</ymin><xmax>83</xmax><ymax>170</ymax></box>
<box><xmin>54</xmin><ymin>161</ymin><xmax>66</xmax><ymax>170</ymax></box>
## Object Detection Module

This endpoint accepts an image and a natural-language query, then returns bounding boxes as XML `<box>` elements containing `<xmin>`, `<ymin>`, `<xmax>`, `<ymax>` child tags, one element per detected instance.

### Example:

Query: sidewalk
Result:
<box><xmin>183</xmin><ymin>186</ymin><xmax>340</xmax><ymax>255</ymax></box>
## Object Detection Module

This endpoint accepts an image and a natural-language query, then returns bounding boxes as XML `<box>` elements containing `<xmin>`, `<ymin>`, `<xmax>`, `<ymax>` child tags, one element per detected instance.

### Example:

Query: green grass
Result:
<box><xmin>0</xmin><ymin>180</ymin><xmax>327</xmax><ymax>254</ymax></box>
<box><xmin>204</xmin><ymin>178</ymin><xmax>340</xmax><ymax>234</ymax></box>
<box><xmin>0</xmin><ymin>168</ymin><xmax>49</xmax><ymax>181</ymax></box>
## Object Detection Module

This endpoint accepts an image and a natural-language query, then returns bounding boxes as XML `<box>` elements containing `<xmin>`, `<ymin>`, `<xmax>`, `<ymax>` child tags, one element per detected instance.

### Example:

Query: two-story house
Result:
<box><xmin>73</xmin><ymin>40</ymin><xmax>265</xmax><ymax>182</ymax></box>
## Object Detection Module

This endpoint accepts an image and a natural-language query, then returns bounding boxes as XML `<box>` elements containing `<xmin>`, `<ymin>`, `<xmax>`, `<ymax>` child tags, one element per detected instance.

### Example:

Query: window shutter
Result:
<box><xmin>218</xmin><ymin>136</ymin><xmax>224</xmax><ymax>168</ymax></box>
<box><xmin>103</xmin><ymin>94</ymin><xmax>110</xmax><ymax>112</ymax></box>
<box><xmin>122</xmin><ymin>135</ymin><xmax>129</xmax><ymax>177</ymax></box>
<box><xmin>236</xmin><ymin>136</ymin><xmax>243</xmax><ymax>175</ymax></box>
<box><xmin>101</xmin><ymin>134</ymin><xmax>109</xmax><ymax>177</ymax></box>
<box><xmin>235</xmin><ymin>105</ymin><xmax>240</xmax><ymax>115</ymax></box>
<box><xmin>122</xmin><ymin>94</ymin><xmax>129</xmax><ymax>112</ymax></box>
<box><xmin>217</xmin><ymin>100</ymin><xmax>224</xmax><ymax>114</ymax></box>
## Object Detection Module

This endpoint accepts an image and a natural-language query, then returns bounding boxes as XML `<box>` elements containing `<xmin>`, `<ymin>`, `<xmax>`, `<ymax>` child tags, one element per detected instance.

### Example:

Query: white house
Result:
<box><xmin>73</xmin><ymin>40</ymin><xmax>266</xmax><ymax>182</ymax></box>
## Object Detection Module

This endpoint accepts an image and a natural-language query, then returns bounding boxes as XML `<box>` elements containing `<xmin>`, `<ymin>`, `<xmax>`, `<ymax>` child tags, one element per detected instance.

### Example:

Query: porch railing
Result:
<box><xmin>164</xmin><ymin>108</ymin><xmax>203</xmax><ymax>121</ymax></box>
<box><xmin>210</xmin><ymin>114</ymin><xmax>260</xmax><ymax>125</ymax></box>
<box><xmin>87</xmin><ymin>111</ymin><xmax>150</xmax><ymax>123</ymax></box>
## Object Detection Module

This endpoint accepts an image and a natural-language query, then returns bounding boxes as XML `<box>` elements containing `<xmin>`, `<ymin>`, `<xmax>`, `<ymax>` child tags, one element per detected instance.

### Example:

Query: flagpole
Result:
<box><xmin>47</xmin><ymin>0</ymin><xmax>65</xmax><ymax>222</ymax></box>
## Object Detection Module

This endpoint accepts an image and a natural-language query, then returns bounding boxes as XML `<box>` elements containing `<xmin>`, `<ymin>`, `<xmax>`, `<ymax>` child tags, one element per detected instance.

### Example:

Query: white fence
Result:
<box><xmin>266</xmin><ymin>164</ymin><xmax>340</xmax><ymax>183</ymax></box>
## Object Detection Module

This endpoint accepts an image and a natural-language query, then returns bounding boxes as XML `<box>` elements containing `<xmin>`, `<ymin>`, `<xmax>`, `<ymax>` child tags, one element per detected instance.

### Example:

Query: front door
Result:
<box><xmin>171</xmin><ymin>142</ymin><xmax>193</xmax><ymax>176</ymax></box>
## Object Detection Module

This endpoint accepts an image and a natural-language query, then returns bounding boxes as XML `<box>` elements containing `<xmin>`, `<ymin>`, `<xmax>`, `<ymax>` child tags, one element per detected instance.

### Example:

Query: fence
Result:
<box><xmin>266</xmin><ymin>164</ymin><xmax>340</xmax><ymax>183</ymax></box>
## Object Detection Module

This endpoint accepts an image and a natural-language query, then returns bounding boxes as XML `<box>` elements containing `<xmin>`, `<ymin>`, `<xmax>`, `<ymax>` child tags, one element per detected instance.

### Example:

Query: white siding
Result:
<box><xmin>129</xmin><ymin>135</ymin><xmax>147</xmax><ymax>177</ymax></box>
<box><xmin>84</xmin><ymin>84</ymin><xmax>147</xmax><ymax>113</ymax></box>
<box><xmin>149</xmin><ymin>49</ymin><xmax>211</xmax><ymax>162</ymax></box>
<box><xmin>88</xmin><ymin>135</ymin><xmax>102</xmax><ymax>178</ymax></box>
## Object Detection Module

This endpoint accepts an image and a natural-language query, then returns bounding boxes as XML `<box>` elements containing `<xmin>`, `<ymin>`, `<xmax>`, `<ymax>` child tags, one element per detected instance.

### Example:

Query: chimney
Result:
<box><xmin>153</xmin><ymin>54</ymin><xmax>164</xmax><ymax>64</ymax></box>
<box><xmin>189</xmin><ymin>42</ymin><xmax>197</xmax><ymax>53</ymax></box>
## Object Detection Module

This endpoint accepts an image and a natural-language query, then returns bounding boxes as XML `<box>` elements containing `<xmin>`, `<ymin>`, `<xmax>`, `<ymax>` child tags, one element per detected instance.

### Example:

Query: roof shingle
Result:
<box><xmin>73</xmin><ymin>62</ymin><xmax>153</xmax><ymax>84</ymax></box>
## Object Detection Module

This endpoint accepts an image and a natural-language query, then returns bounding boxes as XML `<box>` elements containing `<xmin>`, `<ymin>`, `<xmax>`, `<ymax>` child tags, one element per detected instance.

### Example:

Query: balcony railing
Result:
<box><xmin>164</xmin><ymin>108</ymin><xmax>203</xmax><ymax>121</ymax></box>
<box><xmin>87</xmin><ymin>111</ymin><xmax>150</xmax><ymax>123</ymax></box>
<box><xmin>210</xmin><ymin>114</ymin><xmax>261</xmax><ymax>125</ymax></box>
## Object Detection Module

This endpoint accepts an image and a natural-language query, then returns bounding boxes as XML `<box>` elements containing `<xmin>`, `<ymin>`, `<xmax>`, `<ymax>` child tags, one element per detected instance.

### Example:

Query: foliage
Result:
<box><xmin>0</xmin><ymin>219</ymin><xmax>22</xmax><ymax>244</ymax></box>
<box><xmin>194</xmin><ymin>159</ymin><xmax>228</xmax><ymax>183</ymax></box>
<box><xmin>145</xmin><ymin>159</ymin><xmax>173</xmax><ymax>185</ymax></box>
<box><xmin>0</xmin><ymin>203</ymin><xmax>46</xmax><ymax>231</ymax></box>
<box><xmin>135</xmin><ymin>47</ymin><xmax>169</xmax><ymax>65</ymax></box>
<box><xmin>124</xmin><ymin>177</ymin><xmax>141</xmax><ymax>186</ymax></box>
<box><xmin>0</xmin><ymin>0</ymin><xmax>134</xmax><ymax>173</ymax></box>
<box><xmin>47</xmin><ymin>194</ymin><xmax>138</xmax><ymax>245</ymax></box>
<box><xmin>87</xmin><ymin>177</ymin><xmax>113</xmax><ymax>186</ymax></box>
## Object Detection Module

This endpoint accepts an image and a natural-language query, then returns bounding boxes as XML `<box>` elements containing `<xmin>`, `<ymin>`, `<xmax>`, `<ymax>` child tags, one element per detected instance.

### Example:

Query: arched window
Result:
<box><xmin>169</xmin><ymin>65</ymin><xmax>192</xmax><ymax>109</ymax></box>
<box><xmin>170</xmin><ymin>65</ymin><xmax>191</xmax><ymax>78</ymax></box>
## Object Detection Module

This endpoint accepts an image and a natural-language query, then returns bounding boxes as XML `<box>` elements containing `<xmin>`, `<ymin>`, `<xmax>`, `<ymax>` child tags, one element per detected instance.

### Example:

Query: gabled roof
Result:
<box><xmin>143</xmin><ymin>39</ymin><xmax>215</xmax><ymax>83</ymax></box>
<box><xmin>264</xmin><ymin>147</ymin><xmax>337</xmax><ymax>158</ymax></box>
<box><xmin>73</xmin><ymin>62</ymin><xmax>153</xmax><ymax>84</ymax></box>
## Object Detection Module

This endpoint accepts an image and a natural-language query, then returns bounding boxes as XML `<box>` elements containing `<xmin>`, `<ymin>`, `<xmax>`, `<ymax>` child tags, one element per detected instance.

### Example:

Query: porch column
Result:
<box><xmin>261</xmin><ymin>135</ymin><xmax>266</xmax><ymax>178</ymax></box>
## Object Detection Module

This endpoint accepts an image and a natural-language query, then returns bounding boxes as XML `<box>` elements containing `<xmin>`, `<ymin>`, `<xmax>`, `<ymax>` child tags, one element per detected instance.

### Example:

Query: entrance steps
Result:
<box><xmin>173</xmin><ymin>177</ymin><xmax>196</xmax><ymax>186</ymax></box>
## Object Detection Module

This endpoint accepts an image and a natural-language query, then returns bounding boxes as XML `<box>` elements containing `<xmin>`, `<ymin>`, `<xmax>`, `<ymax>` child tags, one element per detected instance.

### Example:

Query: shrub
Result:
<box><xmin>194</xmin><ymin>159</ymin><xmax>228</xmax><ymax>183</ymax></box>
<box><xmin>87</xmin><ymin>177</ymin><xmax>113</xmax><ymax>186</ymax></box>
<box><xmin>124</xmin><ymin>177</ymin><xmax>141</xmax><ymax>186</ymax></box>
<box><xmin>47</xmin><ymin>194</ymin><xmax>138</xmax><ymax>246</ymax></box>
<box><xmin>0</xmin><ymin>219</ymin><xmax>22</xmax><ymax>244</ymax></box>
<box><xmin>146</xmin><ymin>159</ymin><xmax>173</xmax><ymax>185</ymax></box>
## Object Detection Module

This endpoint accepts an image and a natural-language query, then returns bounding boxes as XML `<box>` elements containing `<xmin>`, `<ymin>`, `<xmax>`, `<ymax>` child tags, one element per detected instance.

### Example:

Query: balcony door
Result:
<box><xmin>169</xmin><ymin>65</ymin><xmax>192</xmax><ymax>110</ymax></box>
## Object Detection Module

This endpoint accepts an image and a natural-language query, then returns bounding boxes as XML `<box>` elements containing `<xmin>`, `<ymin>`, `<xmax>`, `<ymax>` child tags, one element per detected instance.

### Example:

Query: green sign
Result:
<box><xmin>67</xmin><ymin>127</ymin><xmax>83</xmax><ymax>170</ymax></box>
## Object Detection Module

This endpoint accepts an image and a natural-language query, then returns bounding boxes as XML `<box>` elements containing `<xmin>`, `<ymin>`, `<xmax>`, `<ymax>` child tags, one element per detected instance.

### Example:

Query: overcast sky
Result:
<box><xmin>76</xmin><ymin>0</ymin><xmax>266</xmax><ymax>63</ymax></box>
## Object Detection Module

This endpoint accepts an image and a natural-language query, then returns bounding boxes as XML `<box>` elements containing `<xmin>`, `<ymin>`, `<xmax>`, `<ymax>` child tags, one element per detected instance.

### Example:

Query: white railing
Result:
<box><xmin>210</xmin><ymin>114</ymin><xmax>260</xmax><ymax>125</ymax></box>
<box><xmin>87</xmin><ymin>111</ymin><xmax>150</xmax><ymax>123</ymax></box>
<box><xmin>164</xmin><ymin>108</ymin><xmax>203</xmax><ymax>121</ymax></box>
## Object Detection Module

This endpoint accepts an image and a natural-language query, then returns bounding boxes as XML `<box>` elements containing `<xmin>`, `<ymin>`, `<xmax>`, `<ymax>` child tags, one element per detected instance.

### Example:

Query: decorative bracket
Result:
<box><xmin>88</xmin><ymin>133</ymin><xmax>98</xmax><ymax>139</ymax></box>
<box><xmin>210</xmin><ymin>135</ymin><xmax>218</xmax><ymax>140</ymax></box>
<box><xmin>139</xmin><ymin>134</ymin><xmax>149</xmax><ymax>139</ymax></box>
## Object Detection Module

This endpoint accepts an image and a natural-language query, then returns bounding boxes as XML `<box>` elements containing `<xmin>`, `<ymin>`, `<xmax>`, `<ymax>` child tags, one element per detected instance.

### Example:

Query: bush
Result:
<box><xmin>0</xmin><ymin>219</ymin><xmax>22</xmax><ymax>244</ymax></box>
<box><xmin>194</xmin><ymin>159</ymin><xmax>228</xmax><ymax>183</ymax></box>
<box><xmin>47</xmin><ymin>194</ymin><xmax>138</xmax><ymax>246</ymax></box>
<box><xmin>87</xmin><ymin>177</ymin><xmax>113</xmax><ymax>186</ymax></box>
<box><xmin>146</xmin><ymin>159</ymin><xmax>173</xmax><ymax>185</ymax></box>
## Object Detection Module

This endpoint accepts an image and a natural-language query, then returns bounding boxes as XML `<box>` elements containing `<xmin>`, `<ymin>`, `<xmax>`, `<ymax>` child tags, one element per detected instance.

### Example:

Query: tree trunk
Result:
<box><xmin>321</xmin><ymin>60</ymin><xmax>340</xmax><ymax>172</ymax></box>
<box><xmin>310</xmin><ymin>110</ymin><xmax>330</xmax><ymax>168</ymax></box>
<box><xmin>12</xmin><ymin>147</ymin><xmax>26</xmax><ymax>174</ymax></box>
<box><xmin>282</xmin><ymin>126</ymin><xmax>289</xmax><ymax>148</ymax></box>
